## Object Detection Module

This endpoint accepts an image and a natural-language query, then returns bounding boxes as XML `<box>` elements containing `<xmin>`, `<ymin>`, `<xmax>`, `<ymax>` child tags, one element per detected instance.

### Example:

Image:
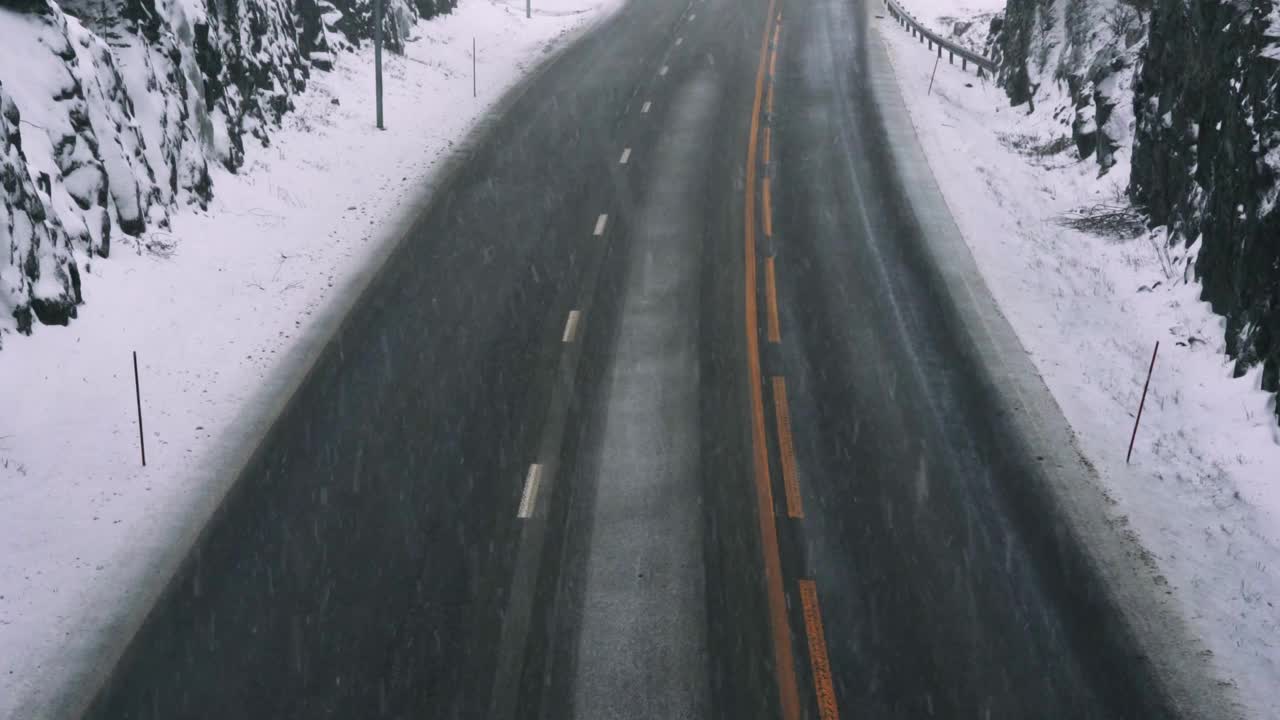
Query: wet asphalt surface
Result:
<box><xmin>81</xmin><ymin>0</ymin><xmax>1180</xmax><ymax>718</ymax></box>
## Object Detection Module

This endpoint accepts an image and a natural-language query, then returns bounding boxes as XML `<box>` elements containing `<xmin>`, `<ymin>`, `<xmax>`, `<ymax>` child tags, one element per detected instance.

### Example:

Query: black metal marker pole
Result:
<box><xmin>1126</xmin><ymin>341</ymin><xmax>1159</xmax><ymax>464</ymax></box>
<box><xmin>133</xmin><ymin>351</ymin><xmax>146</xmax><ymax>467</ymax></box>
<box><xmin>375</xmin><ymin>0</ymin><xmax>384</xmax><ymax>129</ymax></box>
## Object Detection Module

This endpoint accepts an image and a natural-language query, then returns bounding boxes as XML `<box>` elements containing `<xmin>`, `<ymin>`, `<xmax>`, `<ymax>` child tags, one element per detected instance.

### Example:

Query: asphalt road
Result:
<box><xmin>81</xmin><ymin>0</ymin><xmax>1191</xmax><ymax>718</ymax></box>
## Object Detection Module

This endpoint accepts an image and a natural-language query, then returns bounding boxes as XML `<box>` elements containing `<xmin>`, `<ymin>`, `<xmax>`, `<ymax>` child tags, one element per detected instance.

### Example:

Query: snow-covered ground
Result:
<box><xmin>876</xmin><ymin>5</ymin><xmax>1280</xmax><ymax>717</ymax></box>
<box><xmin>0</xmin><ymin>0</ymin><xmax>621</xmax><ymax>714</ymax></box>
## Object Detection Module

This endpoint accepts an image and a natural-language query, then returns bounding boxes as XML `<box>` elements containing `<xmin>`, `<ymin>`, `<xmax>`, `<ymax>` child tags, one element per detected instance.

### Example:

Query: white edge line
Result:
<box><xmin>594</xmin><ymin>213</ymin><xmax>608</xmax><ymax>236</ymax></box>
<box><xmin>518</xmin><ymin>464</ymin><xmax>543</xmax><ymax>518</ymax></box>
<box><xmin>563</xmin><ymin>310</ymin><xmax>581</xmax><ymax>343</ymax></box>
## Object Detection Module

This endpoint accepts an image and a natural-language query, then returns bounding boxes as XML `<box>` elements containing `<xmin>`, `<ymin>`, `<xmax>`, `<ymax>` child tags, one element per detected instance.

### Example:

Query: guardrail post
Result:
<box><xmin>962</xmin><ymin>57</ymin><xmax>967</xmax><ymax>70</ymax></box>
<box><xmin>949</xmin><ymin>50</ymin><xmax>954</xmax><ymax>63</ymax></box>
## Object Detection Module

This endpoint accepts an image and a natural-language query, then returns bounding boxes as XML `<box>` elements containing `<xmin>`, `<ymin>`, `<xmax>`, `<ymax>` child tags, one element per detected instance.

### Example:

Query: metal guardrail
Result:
<box><xmin>881</xmin><ymin>0</ymin><xmax>997</xmax><ymax>76</ymax></box>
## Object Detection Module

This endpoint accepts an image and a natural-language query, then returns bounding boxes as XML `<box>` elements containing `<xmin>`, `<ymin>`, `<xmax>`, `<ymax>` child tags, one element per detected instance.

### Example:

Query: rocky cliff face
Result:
<box><xmin>0</xmin><ymin>83</ymin><xmax>81</xmax><ymax>343</ymax></box>
<box><xmin>1131</xmin><ymin>0</ymin><xmax>1280</xmax><ymax>410</ymax></box>
<box><xmin>993</xmin><ymin>0</ymin><xmax>1146</xmax><ymax>172</ymax></box>
<box><xmin>0</xmin><ymin>0</ymin><xmax>446</xmax><ymax>345</ymax></box>
<box><xmin>994</xmin><ymin>0</ymin><xmax>1280</xmax><ymax>422</ymax></box>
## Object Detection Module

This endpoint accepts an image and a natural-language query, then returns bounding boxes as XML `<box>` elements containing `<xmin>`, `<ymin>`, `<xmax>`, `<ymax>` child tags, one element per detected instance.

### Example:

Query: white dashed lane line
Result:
<box><xmin>660</xmin><ymin>65</ymin><xmax>669</xmax><ymax>76</ymax></box>
<box><xmin>620</xmin><ymin>148</ymin><xmax>632</xmax><ymax>164</ymax></box>
<box><xmin>642</xmin><ymin>101</ymin><xmax>652</xmax><ymax>113</ymax></box>
<box><xmin>563</xmin><ymin>310</ymin><xmax>582</xmax><ymax>343</ymax></box>
<box><xmin>594</xmin><ymin>214</ymin><xmax>609</xmax><ymax>236</ymax></box>
<box><xmin>517</xmin><ymin>464</ymin><xmax>543</xmax><ymax>518</ymax></box>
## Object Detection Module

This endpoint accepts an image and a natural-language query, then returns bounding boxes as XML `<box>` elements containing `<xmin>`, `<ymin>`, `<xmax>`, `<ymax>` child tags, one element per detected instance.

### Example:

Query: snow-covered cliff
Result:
<box><xmin>991</xmin><ymin>0</ymin><xmax>1280</xmax><ymax>423</ymax></box>
<box><xmin>991</xmin><ymin>0</ymin><xmax>1144</xmax><ymax>172</ymax></box>
<box><xmin>1131</xmin><ymin>0</ymin><xmax>1280</xmax><ymax>410</ymax></box>
<box><xmin>0</xmin><ymin>0</ymin><xmax>437</xmax><ymax>348</ymax></box>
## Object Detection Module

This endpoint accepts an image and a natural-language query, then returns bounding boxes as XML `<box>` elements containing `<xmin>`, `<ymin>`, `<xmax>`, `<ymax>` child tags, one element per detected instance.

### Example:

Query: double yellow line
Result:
<box><xmin>743</xmin><ymin>4</ymin><xmax>840</xmax><ymax>719</ymax></box>
<box><xmin>741</xmin><ymin>3</ymin><xmax>799</xmax><ymax>716</ymax></box>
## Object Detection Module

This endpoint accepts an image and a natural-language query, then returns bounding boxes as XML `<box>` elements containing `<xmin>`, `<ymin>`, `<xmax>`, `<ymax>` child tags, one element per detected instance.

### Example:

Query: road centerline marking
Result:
<box><xmin>762</xmin><ymin>177</ymin><xmax>774</xmax><ymax>238</ymax></box>
<box><xmin>771</xmin><ymin>376</ymin><xmax>803</xmax><ymax>517</ymax></box>
<box><xmin>799</xmin><ymin>580</ymin><xmax>840</xmax><ymax>720</ymax></box>
<box><xmin>620</xmin><ymin>148</ymin><xmax>632</xmax><ymax>164</ymax></box>
<box><xmin>517</xmin><ymin>464</ymin><xmax>543</xmax><ymax>519</ymax></box>
<box><xmin>594</xmin><ymin>214</ymin><xmax>608</xmax><ymax>236</ymax></box>
<box><xmin>743</xmin><ymin>3</ymin><xmax>801</xmax><ymax>719</ymax></box>
<box><xmin>765</xmin><ymin>258</ymin><xmax>781</xmax><ymax>343</ymax></box>
<box><xmin>563</xmin><ymin>310</ymin><xmax>581</xmax><ymax>343</ymax></box>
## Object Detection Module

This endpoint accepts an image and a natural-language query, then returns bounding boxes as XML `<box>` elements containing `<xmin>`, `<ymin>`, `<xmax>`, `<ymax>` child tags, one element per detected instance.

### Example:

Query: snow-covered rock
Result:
<box><xmin>0</xmin><ymin>81</ymin><xmax>81</xmax><ymax>340</ymax></box>
<box><xmin>990</xmin><ymin>0</ymin><xmax>1280</xmax><ymax>423</ymax></box>
<box><xmin>992</xmin><ymin>0</ymin><xmax>1142</xmax><ymax>173</ymax></box>
<box><xmin>0</xmin><ymin>0</ymin><xmax>451</xmax><ymax>347</ymax></box>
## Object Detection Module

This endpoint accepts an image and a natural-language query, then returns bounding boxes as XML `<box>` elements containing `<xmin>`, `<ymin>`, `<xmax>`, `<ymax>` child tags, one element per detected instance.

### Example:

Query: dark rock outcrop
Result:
<box><xmin>1131</xmin><ymin>0</ymin><xmax>1280</xmax><ymax>416</ymax></box>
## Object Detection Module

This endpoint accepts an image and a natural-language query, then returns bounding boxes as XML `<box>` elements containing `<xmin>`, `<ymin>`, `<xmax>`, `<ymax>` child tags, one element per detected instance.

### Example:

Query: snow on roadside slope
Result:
<box><xmin>876</xmin><ymin>9</ymin><xmax>1280</xmax><ymax>718</ymax></box>
<box><xmin>0</xmin><ymin>0</ymin><xmax>621</xmax><ymax>714</ymax></box>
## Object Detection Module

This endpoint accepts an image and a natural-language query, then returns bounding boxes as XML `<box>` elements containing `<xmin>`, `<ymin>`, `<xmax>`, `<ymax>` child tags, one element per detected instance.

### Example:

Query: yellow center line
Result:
<box><xmin>771</xmin><ymin>376</ymin><xmax>803</xmax><ymax>518</ymax></box>
<box><xmin>762</xmin><ymin>177</ymin><xmax>774</xmax><ymax>238</ymax></box>
<box><xmin>765</xmin><ymin>257</ymin><xmax>781</xmax><ymax>343</ymax></box>
<box><xmin>799</xmin><ymin>580</ymin><xmax>841</xmax><ymax>720</ymax></box>
<box><xmin>744</xmin><ymin>2</ymin><xmax>801</xmax><ymax>719</ymax></box>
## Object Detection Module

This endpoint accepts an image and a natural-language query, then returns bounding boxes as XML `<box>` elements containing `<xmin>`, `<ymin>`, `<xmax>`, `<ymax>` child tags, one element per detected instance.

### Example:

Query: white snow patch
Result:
<box><xmin>878</xmin><ymin>9</ymin><xmax>1280</xmax><ymax>719</ymax></box>
<box><xmin>0</xmin><ymin>0</ymin><xmax>622</xmax><ymax>714</ymax></box>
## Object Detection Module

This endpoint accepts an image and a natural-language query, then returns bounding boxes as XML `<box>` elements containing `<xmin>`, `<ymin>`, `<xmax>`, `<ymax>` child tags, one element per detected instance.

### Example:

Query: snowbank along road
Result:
<box><xmin>71</xmin><ymin>0</ymin><xmax>1233</xmax><ymax>717</ymax></box>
